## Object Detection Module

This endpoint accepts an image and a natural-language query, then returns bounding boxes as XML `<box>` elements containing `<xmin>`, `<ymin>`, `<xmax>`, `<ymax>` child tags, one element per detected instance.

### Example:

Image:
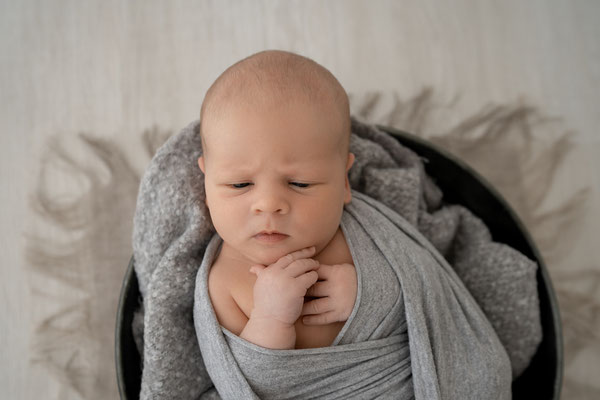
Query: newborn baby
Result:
<box><xmin>197</xmin><ymin>50</ymin><xmax>358</xmax><ymax>350</ymax></box>
<box><xmin>190</xmin><ymin>50</ymin><xmax>511</xmax><ymax>399</ymax></box>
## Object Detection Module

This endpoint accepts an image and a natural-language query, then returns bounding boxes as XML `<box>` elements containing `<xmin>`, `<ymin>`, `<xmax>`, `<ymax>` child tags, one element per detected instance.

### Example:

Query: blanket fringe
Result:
<box><xmin>24</xmin><ymin>127</ymin><xmax>171</xmax><ymax>399</ymax></box>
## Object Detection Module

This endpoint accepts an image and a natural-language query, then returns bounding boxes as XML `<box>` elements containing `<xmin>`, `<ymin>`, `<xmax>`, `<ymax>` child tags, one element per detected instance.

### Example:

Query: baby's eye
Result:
<box><xmin>290</xmin><ymin>182</ymin><xmax>310</xmax><ymax>188</ymax></box>
<box><xmin>231</xmin><ymin>183</ymin><xmax>251</xmax><ymax>189</ymax></box>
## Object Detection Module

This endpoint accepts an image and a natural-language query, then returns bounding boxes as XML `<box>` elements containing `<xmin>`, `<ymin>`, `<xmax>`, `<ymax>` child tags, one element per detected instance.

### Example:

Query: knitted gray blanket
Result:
<box><xmin>132</xmin><ymin>118</ymin><xmax>541</xmax><ymax>399</ymax></box>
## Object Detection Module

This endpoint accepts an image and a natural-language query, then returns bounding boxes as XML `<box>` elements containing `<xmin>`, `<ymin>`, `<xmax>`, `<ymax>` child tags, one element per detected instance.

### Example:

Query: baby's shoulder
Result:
<box><xmin>207</xmin><ymin>257</ymin><xmax>252</xmax><ymax>335</ymax></box>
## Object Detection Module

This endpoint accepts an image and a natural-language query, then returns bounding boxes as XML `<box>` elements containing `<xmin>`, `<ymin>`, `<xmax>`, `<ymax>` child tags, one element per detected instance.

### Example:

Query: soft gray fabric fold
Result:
<box><xmin>132</xmin><ymin>118</ymin><xmax>541</xmax><ymax>399</ymax></box>
<box><xmin>194</xmin><ymin>192</ymin><xmax>512</xmax><ymax>399</ymax></box>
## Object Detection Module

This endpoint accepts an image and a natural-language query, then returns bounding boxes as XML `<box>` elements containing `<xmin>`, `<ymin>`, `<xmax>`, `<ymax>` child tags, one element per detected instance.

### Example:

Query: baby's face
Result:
<box><xmin>199</xmin><ymin>99</ymin><xmax>353</xmax><ymax>266</ymax></box>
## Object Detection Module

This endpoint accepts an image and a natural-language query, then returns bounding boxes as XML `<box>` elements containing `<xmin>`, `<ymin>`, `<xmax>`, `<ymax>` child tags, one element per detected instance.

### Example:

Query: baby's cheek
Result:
<box><xmin>210</xmin><ymin>210</ymin><xmax>235</xmax><ymax>239</ymax></box>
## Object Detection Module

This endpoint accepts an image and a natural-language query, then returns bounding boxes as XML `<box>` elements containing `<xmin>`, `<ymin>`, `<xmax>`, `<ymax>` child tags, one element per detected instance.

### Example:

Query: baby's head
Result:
<box><xmin>198</xmin><ymin>50</ymin><xmax>354</xmax><ymax>265</ymax></box>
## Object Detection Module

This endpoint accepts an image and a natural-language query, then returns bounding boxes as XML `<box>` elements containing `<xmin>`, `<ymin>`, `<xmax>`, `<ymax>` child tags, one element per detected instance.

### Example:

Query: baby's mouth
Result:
<box><xmin>254</xmin><ymin>231</ymin><xmax>289</xmax><ymax>243</ymax></box>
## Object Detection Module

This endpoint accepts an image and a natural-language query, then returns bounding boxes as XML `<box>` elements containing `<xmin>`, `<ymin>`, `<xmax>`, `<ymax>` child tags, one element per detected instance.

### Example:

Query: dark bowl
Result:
<box><xmin>115</xmin><ymin>126</ymin><xmax>563</xmax><ymax>399</ymax></box>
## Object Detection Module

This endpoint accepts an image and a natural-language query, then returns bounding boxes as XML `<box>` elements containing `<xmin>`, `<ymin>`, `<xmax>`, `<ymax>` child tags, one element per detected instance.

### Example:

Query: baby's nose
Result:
<box><xmin>252</xmin><ymin>190</ymin><xmax>290</xmax><ymax>215</ymax></box>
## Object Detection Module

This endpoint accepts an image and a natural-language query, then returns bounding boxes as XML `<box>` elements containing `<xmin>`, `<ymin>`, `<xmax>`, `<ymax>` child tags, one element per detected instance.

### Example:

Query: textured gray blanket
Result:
<box><xmin>132</xmin><ymin>118</ymin><xmax>542</xmax><ymax>399</ymax></box>
<box><xmin>194</xmin><ymin>192</ymin><xmax>511</xmax><ymax>399</ymax></box>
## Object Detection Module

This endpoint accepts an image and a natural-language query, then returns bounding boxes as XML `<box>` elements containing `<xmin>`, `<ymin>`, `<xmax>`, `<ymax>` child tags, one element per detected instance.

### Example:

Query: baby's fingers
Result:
<box><xmin>296</xmin><ymin>270</ymin><xmax>319</xmax><ymax>291</ymax></box>
<box><xmin>249</xmin><ymin>264</ymin><xmax>266</xmax><ymax>276</ymax></box>
<box><xmin>305</xmin><ymin>281</ymin><xmax>329</xmax><ymax>298</ymax></box>
<box><xmin>301</xmin><ymin>297</ymin><xmax>333</xmax><ymax>316</ymax></box>
<box><xmin>302</xmin><ymin>311</ymin><xmax>338</xmax><ymax>326</ymax></box>
<box><xmin>286</xmin><ymin>258</ymin><xmax>320</xmax><ymax>278</ymax></box>
<box><xmin>275</xmin><ymin>246</ymin><xmax>316</xmax><ymax>268</ymax></box>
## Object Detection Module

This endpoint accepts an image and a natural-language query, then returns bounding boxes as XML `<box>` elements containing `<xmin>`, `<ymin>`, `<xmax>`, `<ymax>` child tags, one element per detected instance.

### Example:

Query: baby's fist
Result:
<box><xmin>301</xmin><ymin>263</ymin><xmax>357</xmax><ymax>325</ymax></box>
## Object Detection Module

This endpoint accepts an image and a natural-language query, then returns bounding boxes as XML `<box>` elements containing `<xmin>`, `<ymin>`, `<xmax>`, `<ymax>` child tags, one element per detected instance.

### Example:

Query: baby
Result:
<box><xmin>197</xmin><ymin>50</ymin><xmax>358</xmax><ymax>350</ymax></box>
<box><xmin>137</xmin><ymin>49</ymin><xmax>515</xmax><ymax>399</ymax></box>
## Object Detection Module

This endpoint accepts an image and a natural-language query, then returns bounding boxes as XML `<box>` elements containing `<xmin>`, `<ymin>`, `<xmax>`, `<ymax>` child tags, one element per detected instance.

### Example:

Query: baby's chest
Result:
<box><xmin>230</xmin><ymin>279</ymin><xmax>344</xmax><ymax>349</ymax></box>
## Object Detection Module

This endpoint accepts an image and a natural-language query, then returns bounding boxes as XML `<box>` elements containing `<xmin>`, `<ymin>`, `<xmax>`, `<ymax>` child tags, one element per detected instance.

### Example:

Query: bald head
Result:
<box><xmin>199</xmin><ymin>50</ymin><xmax>350</xmax><ymax>155</ymax></box>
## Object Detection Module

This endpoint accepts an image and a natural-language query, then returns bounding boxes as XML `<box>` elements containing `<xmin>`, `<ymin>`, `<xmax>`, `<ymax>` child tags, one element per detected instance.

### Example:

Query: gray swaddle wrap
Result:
<box><xmin>194</xmin><ymin>192</ymin><xmax>511</xmax><ymax>399</ymax></box>
<box><xmin>132</xmin><ymin>118</ymin><xmax>541</xmax><ymax>398</ymax></box>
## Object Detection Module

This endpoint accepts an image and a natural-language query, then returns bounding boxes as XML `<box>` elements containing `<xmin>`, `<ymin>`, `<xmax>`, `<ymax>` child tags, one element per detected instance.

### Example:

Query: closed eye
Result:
<box><xmin>290</xmin><ymin>182</ymin><xmax>310</xmax><ymax>188</ymax></box>
<box><xmin>231</xmin><ymin>183</ymin><xmax>252</xmax><ymax>189</ymax></box>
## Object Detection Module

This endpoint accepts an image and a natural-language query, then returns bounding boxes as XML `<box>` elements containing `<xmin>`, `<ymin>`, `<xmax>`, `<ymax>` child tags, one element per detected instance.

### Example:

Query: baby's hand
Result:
<box><xmin>248</xmin><ymin>247</ymin><xmax>320</xmax><ymax>327</ymax></box>
<box><xmin>301</xmin><ymin>263</ymin><xmax>357</xmax><ymax>325</ymax></box>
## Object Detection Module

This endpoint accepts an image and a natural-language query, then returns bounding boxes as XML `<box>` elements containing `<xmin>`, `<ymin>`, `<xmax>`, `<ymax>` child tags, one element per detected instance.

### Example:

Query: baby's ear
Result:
<box><xmin>343</xmin><ymin>153</ymin><xmax>355</xmax><ymax>204</ymax></box>
<box><xmin>198</xmin><ymin>156</ymin><xmax>209</xmax><ymax>207</ymax></box>
<box><xmin>346</xmin><ymin>153</ymin><xmax>355</xmax><ymax>172</ymax></box>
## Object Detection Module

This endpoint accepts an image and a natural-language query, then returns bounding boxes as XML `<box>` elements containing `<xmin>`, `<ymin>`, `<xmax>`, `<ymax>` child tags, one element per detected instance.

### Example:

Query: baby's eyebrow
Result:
<box><xmin>213</xmin><ymin>172</ymin><xmax>248</xmax><ymax>181</ymax></box>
